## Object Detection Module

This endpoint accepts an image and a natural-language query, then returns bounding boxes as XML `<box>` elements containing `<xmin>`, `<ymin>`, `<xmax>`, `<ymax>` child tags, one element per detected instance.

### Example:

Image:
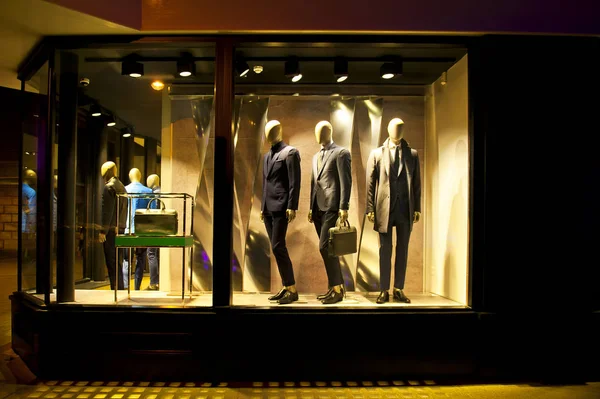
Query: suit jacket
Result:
<box><xmin>262</xmin><ymin>141</ymin><xmax>301</xmax><ymax>212</ymax></box>
<box><xmin>310</xmin><ymin>142</ymin><xmax>352</xmax><ymax>212</ymax></box>
<box><xmin>101</xmin><ymin>177</ymin><xmax>127</xmax><ymax>234</ymax></box>
<box><xmin>366</xmin><ymin>138</ymin><xmax>421</xmax><ymax>233</ymax></box>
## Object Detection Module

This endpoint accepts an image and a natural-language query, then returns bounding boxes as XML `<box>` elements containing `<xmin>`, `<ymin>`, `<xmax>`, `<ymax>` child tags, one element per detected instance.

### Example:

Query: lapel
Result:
<box><xmin>317</xmin><ymin>143</ymin><xmax>335</xmax><ymax>180</ymax></box>
<box><xmin>382</xmin><ymin>138</ymin><xmax>391</xmax><ymax>177</ymax></box>
<box><xmin>266</xmin><ymin>142</ymin><xmax>286</xmax><ymax>178</ymax></box>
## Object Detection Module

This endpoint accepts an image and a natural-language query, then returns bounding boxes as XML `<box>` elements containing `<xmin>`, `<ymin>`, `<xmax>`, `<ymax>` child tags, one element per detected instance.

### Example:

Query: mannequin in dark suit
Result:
<box><xmin>261</xmin><ymin>120</ymin><xmax>301</xmax><ymax>305</ymax></box>
<box><xmin>308</xmin><ymin>121</ymin><xmax>352</xmax><ymax>304</ymax></box>
<box><xmin>366</xmin><ymin>118</ymin><xmax>421</xmax><ymax>304</ymax></box>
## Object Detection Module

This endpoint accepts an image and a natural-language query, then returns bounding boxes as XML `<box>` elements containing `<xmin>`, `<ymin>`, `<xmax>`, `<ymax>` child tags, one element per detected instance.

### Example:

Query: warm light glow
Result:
<box><xmin>107</xmin><ymin>122</ymin><xmax>116</xmax><ymax>127</ymax></box>
<box><xmin>122</xmin><ymin>133</ymin><xmax>131</xmax><ymax>138</ymax></box>
<box><xmin>336</xmin><ymin>75</ymin><xmax>348</xmax><ymax>83</ymax></box>
<box><xmin>151</xmin><ymin>81</ymin><xmax>165</xmax><ymax>91</ymax></box>
<box><xmin>129</xmin><ymin>73</ymin><xmax>142</xmax><ymax>78</ymax></box>
<box><xmin>253</xmin><ymin>65</ymin><xmax>263</xmax><ymax>74</ymax></box>
<box><xmin>240</xmin><ymin>68</ymin><xmax>249</xmax><ymax>77</ymax></box>
<box><xmin>91</xmin><ymin>112</ymin><xmax>101</xmax><ymax>117</ymax></box>
<box><xmin>292</xmin><ymin>74</ymin><xmax>302</xmax><ymax>82</ymax></box>
<box><xmin>179</xmin><ymin>71</ymin><xmax>192</xmax><ymax>77</ymax></box>
<box><xmin>382</xmin><ymin>73</ymin><xmax>395</xmax><ymax>79</ymax></box>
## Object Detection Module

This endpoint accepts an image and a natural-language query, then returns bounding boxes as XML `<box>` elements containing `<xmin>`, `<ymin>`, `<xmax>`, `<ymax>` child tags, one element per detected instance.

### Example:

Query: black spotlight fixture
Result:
<box><xmin>334</xmin><ymin>57</ymin><xmax>349</xmax><ymax>83</ymax></box>
<box><xmin>121</xmin><ymin>127</ymin><xmax>132</xmax><ymax>138</ymax></box>
<box><xmin>121</xmin><ymin>54</ymin><xmax>144</xmax><ymax>78</ymax></box>
<box><xmin>177</xmin><ymin>52</ymin><xmax>196</xmax><ymax>77</ymax></box>
<box><xmin>234</xmin><ymin>55</ymin><xmax>250</xmax><ymax>78</ymax></box>
<box><xmin>380</xmin><ymin>58</ymin><xmax>403</xmax><ymax>80</ymax></box>
<box><xmin>284</xmin><ymin>57</ymin><xmax>302</xmax><ymax>82</ymax></box>
<box><xmin>90</xmin><ymin>103</ymin><xmax>102</xmax><ymax>117</ymax></box>
<box><xmin>106</xmin><ymin>115</ymin><xmax>116</xmax><ymax>127</ymax></box>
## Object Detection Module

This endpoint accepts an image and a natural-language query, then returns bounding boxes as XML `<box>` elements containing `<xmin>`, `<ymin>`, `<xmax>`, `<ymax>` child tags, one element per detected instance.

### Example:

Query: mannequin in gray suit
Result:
<box><xmin>366</xmin><ymin>118</ymin><xmax>421</xmax><ymax>304</ymax></box>
<box><xmin>308</xmin><ymin>121</ymin><xmax>352</xmax><ymax>304</ymax></box>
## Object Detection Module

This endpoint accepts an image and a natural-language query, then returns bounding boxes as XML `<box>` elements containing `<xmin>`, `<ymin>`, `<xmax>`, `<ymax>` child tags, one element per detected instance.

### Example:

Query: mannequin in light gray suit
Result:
<box><xmin>309</xmin><ymin>121</ymin><xmax>352</xmax><ymax>305</ymax></box>
<box><xmin>366</xmin><ymin>118</ymin><xmax>421</xmax><ymax>304</ymax></box>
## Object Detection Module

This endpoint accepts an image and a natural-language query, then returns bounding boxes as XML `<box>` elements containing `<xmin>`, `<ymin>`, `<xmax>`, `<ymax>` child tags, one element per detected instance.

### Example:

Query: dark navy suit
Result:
<box><xmin>262</xmin><ymin>141</ymin><xmax>301</xmax><ymax>286</ymax></box>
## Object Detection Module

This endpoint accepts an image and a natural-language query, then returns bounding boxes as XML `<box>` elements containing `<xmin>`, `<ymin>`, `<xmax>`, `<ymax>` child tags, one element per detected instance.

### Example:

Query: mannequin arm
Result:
<box><xmin>286</xmin><ymin>209</ymin><xmax>296</xmax><ymax>223</ymax></box>
<box><xmin>338</xmin><ymin>209</ymin><xmax>348</xmax><ymax>224</ymax></box>
<box><xmin>367</xmin><ymin>212</ymin><xmax>375</xmax><ymax>223</ymax></box>
<box><xmin>260</xmin><ymin>211</ymin><xmax>264</xmax><ymax>222</ymax></box>
<box><xmin>308</xmin><ymin>210</ymin><xmax>313</xmax><ymax>223</ymax></box>
<box><xmin>337</xmin><ymin>149</ymin><xmax>352</xmax><ymax>211</ymax></box>
<box><xmin>286</xmin><ymin>148</ymin><xmax>301</xmax><ymax>210</ymax></box>
<box><xmin>366</xmin><ymin>150</ymin><xmax>377</xmax><ymax>214</ymax></box>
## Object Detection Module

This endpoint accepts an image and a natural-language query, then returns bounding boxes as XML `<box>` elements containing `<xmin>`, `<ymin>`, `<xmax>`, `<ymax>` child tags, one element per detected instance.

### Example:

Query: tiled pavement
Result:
<box><xmin>0</xmin><ymin>380</ymin><xmax>599</xmax><ymax>399</ymax></box>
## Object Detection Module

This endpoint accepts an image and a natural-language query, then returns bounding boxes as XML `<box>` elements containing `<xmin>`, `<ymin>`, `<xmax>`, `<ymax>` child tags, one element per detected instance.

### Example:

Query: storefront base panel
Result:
<box><xmin>10</xmin><ymin>292</ymin><xmax>599</xmax><ymax>383</ymax></box>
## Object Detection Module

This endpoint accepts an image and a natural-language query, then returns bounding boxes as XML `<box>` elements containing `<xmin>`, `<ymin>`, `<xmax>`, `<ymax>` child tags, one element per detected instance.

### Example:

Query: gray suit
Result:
<box><xmin>366</xmin><ymin>138</ymin><xmax>421</xmax><ymax>290</ymax></box>
<box><xmin>310</xmin><ymin>142</ymin><xmax>352</xmax><ymax>287</ymax></box>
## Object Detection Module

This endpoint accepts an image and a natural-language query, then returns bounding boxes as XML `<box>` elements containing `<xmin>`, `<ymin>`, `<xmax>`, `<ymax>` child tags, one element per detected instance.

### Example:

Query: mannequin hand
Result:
<box><xmin>413</xmin><ymin>211</ymin><xmax>421</xmax><ymax>223</ymax></box>
<box><xmin>367</xmin><ymin>212</ymin><xmax>375</xmax><ymax>223</ymax></box>
<box><xmin>99</xmin><ymin>233</ymin><xmax>106</xmax><ymax>243</ymax></box>
<box><xmin>260</xmin><ymin>211</ymin><xmax>264</xmax><ymax>223</ymax></box>
<box><xmin>338</xmin><ymin>210</ymin><xmax>348</xmax><ymax>224</ymax></box>
<box><xmin>308</xmin><ymin>210</ymin><xmax>313</xmax><ymax>223</ymax></box>
<box><xmin>286</xmin><ymin>209</ymin><xmax>296</xmax><ymax>223</ymax></box>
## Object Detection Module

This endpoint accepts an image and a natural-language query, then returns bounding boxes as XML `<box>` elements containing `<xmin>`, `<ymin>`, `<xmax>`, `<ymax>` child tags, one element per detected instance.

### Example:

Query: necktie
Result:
<box><xmin>318</xmin><ymin>149</ymin><xmax>325</xmax><ymax>170</ymax></box>
<box><xmin>393</xmin><ymin>145</ymin><xmax>400</xmax><ymax>174</ymax></box>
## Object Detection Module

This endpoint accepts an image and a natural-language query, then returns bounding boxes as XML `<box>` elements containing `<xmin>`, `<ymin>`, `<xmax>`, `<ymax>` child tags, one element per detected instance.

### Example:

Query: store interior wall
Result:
<box><xmin>424</xmin><ymin>55</ymin><xmax>469</xmax><ymax>304</ymax></box>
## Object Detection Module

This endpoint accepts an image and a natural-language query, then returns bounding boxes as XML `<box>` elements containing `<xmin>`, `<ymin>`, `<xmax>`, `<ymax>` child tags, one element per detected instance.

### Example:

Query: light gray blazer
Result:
<box><xmin>366</xmin><ymin>138</ymin><xmax>421</xmax><ymax>233</ymax></box>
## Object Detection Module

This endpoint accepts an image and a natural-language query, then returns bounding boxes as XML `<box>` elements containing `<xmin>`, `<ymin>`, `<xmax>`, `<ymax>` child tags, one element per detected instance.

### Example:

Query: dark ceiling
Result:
<box><xmin>76</xmin><ymin>42</ymin><xmax>467</xmax><ymax>141</ymax></box>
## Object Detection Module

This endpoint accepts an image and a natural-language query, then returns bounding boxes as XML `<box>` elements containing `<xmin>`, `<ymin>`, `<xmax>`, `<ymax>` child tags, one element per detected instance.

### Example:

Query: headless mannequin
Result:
<box><xmin>309</xmin><ymin>120</ymin><xmax>348</xmax><ymax>297</ymax></box>
<box><xmin>367</xmin><ymin>118</ymin><xmax>421</xmax><ymax>224</ymax></box>
<box><xmin>261</xmin><ymin>120</ymin><xmax>298</xmax><ymax>296</ymax></box>
<box><xmin>261</xmin><ymin>120</ymin><xmax>297</xmax><ymax>224</ymax></box>
<box><xmin>99</xmin><ymin>162</ymin><xmax>118</xmax><ymax>243</ymax></box>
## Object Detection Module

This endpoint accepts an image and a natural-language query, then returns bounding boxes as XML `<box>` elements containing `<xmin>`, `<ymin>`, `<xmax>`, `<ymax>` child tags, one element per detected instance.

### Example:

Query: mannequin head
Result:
<box><xmin>315</xmin><ymin>121</ymin><xmax>333</xmax><ymax>146</ymax></box>
<box><xmin>128</xmin><ymin>168</ymin><xmax>142</xmax><ymax>183</ymax></box>
<box><xmin>147</xmin><ymin>174</ymin><xmax>160</xmax><ymax>189</ymax></box>
<box><xmin>24</xmin><ymin>169</ymin><xmax>37</xmax><ymax>186</ymax></box>
<box><xmin>387</xmin><ymin>118</ymin><xmax>405</xmax><ymax>144</ymax></box>
<box><xmin>101</xmin><ymin>161</ymin><xmax>117</xmax><ymax>182</ymax></box>
<box><xmin>265</xmin><ymin>120</ymin><xmax>282</xmax><ymax>146</ymax></box>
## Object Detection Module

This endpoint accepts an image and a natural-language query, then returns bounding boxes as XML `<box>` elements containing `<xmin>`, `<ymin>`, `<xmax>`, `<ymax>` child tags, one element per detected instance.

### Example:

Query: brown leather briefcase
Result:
<box><xmin>328</xmin><ymin>220</ymin><xmax>357</xmax><ymax>257</ymax></box>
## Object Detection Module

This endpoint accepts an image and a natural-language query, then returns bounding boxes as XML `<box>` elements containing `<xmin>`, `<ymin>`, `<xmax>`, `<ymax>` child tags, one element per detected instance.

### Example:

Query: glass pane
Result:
<box><xmin>231</xmin><ymin>42</ymin><xmax>470</xmax><ymax>308</ymax></box>
<box><xmin>20</xmin><ymin>61</ymin><xmax>49</xmax><ymax>293</ymax></box>
<box><xmin>45</xmin><ymin>44</ymin><xmax>215</xmax><ymax>306</ymax></box>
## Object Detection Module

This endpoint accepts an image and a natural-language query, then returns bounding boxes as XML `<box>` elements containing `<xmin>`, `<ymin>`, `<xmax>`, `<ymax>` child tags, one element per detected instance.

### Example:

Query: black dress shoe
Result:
<box><xmin>317</xmin><ymin>288</ymin><xmax>333</xmax><ymax>300</ymax></box>
<box><xmin>269</xmin><ymin>288</ymin><xmax>287</xmax><ymax>301</ymax></box>
<box><xmin>376</xmin><ymin>291</ymin><xmax>389</xmax><ymax>304</ymax></box>
<box><xmin>321</xmin><ymin>289</ymin><xmax>343</xmax><ymax>304</ymax></box>
<box><xmin>393</xmin><ymin>289</ymin><xmax>411</xmax><ymax>303</ymax></box>
<box><xmin>278</xmin><ymin>290</ymin><xmax>299</xmax><ymax>305</ymax></box>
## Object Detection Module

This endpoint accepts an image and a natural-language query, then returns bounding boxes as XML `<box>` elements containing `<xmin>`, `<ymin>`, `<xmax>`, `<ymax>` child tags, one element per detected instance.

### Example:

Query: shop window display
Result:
<box><xmin>20</xmin><ymin>41</ymin><xmax>469</xmax><ymax>309</ymax></box>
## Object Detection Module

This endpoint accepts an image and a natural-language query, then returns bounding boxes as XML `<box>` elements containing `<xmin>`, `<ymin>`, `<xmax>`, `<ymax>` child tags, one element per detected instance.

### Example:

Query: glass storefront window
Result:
<box><xmin>32</xmin><ymin>44</ymin><xmax>216</xmax><ymax>306</ymax></box>
<box><xmin>20</xmin><ymin>61</ymin><xmax>50</xmax><ymax>293</ymax></box>
<box><xmin>229</xmin><ymin>42</ymin><xmax>470</xmax><ymax>308</ymax></box>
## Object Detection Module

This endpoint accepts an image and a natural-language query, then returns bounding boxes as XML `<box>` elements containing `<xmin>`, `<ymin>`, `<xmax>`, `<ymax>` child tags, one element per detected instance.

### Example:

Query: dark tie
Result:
<box><xmin>393</xmin><ymin>145</ymin><xmax>400</xmax><ymax>175</ymax></box>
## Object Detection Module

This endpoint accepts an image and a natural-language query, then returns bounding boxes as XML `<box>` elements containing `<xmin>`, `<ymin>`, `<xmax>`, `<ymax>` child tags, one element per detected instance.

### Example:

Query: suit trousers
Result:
<box><xmin>147</xmin><ymin>248</ymin><xmax>159</xmax><ymax>286</ymax></box>
<box><xmin>103</xmin><ymin>229</ymin><xmax>124</xmax><ymax>290</ymax></box>
<box><xmin>313</xmin><ymin>208</ymin><xmax>344</xmax><ymax>287</ymax></box>
<box><xmin>264</xmin><ymin>211</ymin><xmax>295</xmax><ymax>286</ymax></box>
<box><xmin>379</xmin><ymin>203</ymin><xmax>411</xmax><ymax>290</ymax></box>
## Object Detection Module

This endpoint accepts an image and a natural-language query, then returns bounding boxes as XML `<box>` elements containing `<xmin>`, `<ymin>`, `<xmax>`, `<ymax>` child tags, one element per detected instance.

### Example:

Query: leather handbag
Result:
<box><xmin>134</xmin><ymin>198</ymin><xmax>178</xmax><ymax>236</ymax></box>
<box><xmin>328</xmin><ymin>219</ymin><xmax>357</xmax><ymax>257</ymax></box>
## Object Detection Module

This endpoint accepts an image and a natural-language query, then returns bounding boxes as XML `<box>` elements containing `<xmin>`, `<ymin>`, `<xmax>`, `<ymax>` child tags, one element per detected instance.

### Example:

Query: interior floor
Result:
<box><xmin>32</xmin><ymin>290</ymin><xmax>466</xmax><ymax>308</ymax></box>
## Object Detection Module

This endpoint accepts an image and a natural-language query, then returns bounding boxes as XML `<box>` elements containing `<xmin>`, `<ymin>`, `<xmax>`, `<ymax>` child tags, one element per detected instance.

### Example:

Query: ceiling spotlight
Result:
<box><xmin>235</xmin><ymin>55</ymin><xmax>250</xmax><ymax>77</ymax></box>
<box><xmin>177</xmin><ymin>52</ymin><xmax>196</xmax><ymax>77</ymax></box>
<box><xmin>380</xmin><ymin>59</ymin><xmax>403</xmax><ymax>80</ymax></box>
<box><xmin>284</xmin><ymin>57</ymin><xmax>302</xmax><ymax>82</ymax></box>
<box><xmin>334</xmin><ymin>57</ymin><xmax>349</xmax><ymax>83</ymax></box>
<box><xmin>121</xmin><ymin>127</ymin><xmax>132</xmax><ymax>138</ymax></box>
<box><xmin>151</xmin><ymin>80</ymin><xmax>165</xmax><ymax>91</ymax></box>
<box><xmin>121</xmin><ymin>55</ymin><xmax>144</xmax><ymax>78</ymax></box>
<box><xmin>90</xmin><ymin>104</ymin><xmax>102</xmax><ymax>117</ymax></box>
<box><xmin>106</xmin><ymin>115</ymin><xmax>116</xmax><ymax>127</ymax></box>
<box><xmin>253</xmin><ymin>65</ymin><xmax>264</xmax><ymax>74</ymax></box>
